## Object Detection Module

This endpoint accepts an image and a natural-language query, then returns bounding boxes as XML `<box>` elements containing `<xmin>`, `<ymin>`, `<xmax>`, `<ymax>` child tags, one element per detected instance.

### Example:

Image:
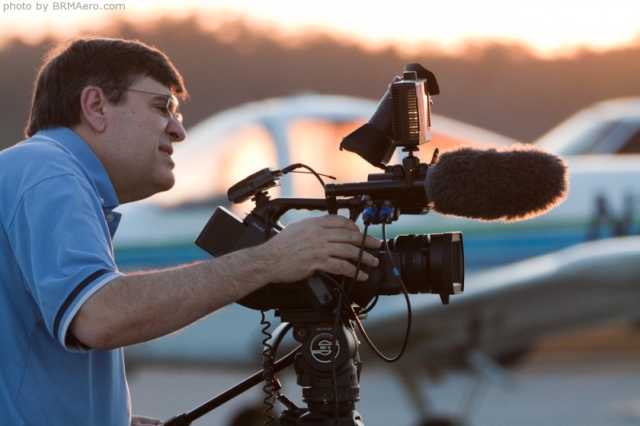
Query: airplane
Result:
<box><xmin>115</xmin><ymin>94</ymin><xmax>640</xmax><ymax>425</ymax></box>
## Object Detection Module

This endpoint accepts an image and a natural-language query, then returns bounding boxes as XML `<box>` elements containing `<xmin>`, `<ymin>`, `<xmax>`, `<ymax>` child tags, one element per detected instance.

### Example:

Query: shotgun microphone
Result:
<box><xmin>425</xmin><ymin>144</ymin><xmax>569</xmax><ymax>222</ymax></box>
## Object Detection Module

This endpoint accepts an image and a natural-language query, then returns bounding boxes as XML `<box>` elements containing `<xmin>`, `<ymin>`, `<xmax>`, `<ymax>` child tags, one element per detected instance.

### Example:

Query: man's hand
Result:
<box><xmin>261</xmin><ymin>214</ymin><xmax>381</xmax><ymax>284</ymax></box>
<box><xmin>131</xmin><ymin>415</ymin><xmax>163</xmax><ymax>425</ymax></box>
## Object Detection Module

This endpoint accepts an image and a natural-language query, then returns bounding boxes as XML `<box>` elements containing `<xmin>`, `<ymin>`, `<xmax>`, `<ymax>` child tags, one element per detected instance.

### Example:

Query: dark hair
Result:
<box><xmin>25</xmin><ymin>37</ymin><xmax>187</xmax><ymax>137</ymax></box>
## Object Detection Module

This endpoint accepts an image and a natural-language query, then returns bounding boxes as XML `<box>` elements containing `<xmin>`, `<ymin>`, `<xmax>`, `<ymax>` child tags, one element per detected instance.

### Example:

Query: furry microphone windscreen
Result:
<box><xmin>425</xmin><ymin>144</ymin><xmax>569</xmax><ymax>222</ymax></box>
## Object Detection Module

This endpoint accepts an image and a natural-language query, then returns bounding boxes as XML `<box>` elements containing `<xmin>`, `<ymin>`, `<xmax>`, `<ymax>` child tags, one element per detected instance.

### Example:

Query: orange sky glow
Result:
<box><xmin>1</xmin><ymin>0</ymin><xmax>639</xmax><ymax>57</ymax></box>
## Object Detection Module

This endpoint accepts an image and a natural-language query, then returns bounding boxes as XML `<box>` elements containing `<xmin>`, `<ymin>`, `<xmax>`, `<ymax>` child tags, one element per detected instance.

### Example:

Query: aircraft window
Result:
<box><xmin>150</xmin><ymin>124</ymin><xmax>278</xmax><ymax>212</ymax></box>
<box><xmin>570</xmin><ymin>122</ymin><xmax>618</xmax><ymax>155</ymax></box>
<box><xmin>617</xmin><ymin>127</ymin><xmax>640</xmax><ymax>154</ymax></box>
<box><xmin>287</xmin><ymin>119</ymin><xmax>386</xmax><ymax>198</ymax></box>
<box><xmin>285</xmin><ymin>119</ymin><xmax>472</xmax><ymax>199</ymax></box>
<box><xmin>589</xmin><ymin>121</ymin><xmax>640</xmax><ymax>154</ymax></box>
<box><xmin>536</xmin><ymin>118</ymin><xmax>614</xmax><ymax>155</ymax></box>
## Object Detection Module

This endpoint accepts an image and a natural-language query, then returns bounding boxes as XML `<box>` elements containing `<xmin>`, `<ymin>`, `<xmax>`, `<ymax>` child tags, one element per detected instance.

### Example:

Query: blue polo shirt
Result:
<box><xmin>0</xmin><ymin>128</ymin><xmax>129</xmax><ymax>425</ymax></box>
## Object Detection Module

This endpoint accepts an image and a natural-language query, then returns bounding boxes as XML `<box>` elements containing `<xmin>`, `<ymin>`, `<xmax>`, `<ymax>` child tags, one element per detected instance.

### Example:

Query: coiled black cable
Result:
<box><xmin>260</xmin><ymin>310</ymin><xmax>278</xmax><ymax>425</ymax></box>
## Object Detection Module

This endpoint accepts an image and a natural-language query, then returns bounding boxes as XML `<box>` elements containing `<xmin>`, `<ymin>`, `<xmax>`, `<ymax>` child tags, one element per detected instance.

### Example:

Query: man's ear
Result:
<box><xmin>79</xmin><ymin>86</ymin><xmax>108</xmax><ymax>132</ymax></box>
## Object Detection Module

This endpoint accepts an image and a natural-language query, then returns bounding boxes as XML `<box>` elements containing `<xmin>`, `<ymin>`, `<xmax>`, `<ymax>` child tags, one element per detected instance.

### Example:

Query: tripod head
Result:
<box><xmin>281</xmin><ymin>312</ymin><xmax>364</xmax><ymax>425</ymax></box>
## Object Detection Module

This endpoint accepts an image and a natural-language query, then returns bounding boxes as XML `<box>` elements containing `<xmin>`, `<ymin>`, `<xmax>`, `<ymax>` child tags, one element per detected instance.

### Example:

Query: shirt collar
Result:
<box><xmin>34</xmin><ymin>127</ymin><xmax>120</xmax><ymax>211</ymax></box>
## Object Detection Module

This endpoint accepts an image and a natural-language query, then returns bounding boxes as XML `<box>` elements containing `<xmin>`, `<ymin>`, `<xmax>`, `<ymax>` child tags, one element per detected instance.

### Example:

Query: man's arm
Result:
<box><xmin>69</xmin><ymin>215</ymin><xmax>381</xmax><ymax>350</ymax></box>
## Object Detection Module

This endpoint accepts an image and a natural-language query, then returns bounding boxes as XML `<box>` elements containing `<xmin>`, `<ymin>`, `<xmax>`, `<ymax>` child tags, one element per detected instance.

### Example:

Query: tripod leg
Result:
<box><xmin>395</xmin><ymin>363</ymin><xmax>469</xmax><ymax>426</ymax></box>
<box><xmin>461</xmin><ymin>350</ymin><xmax>514</xmax><ymax>420</ymax></box>
<box><xmin>394</xmin><ymin>362</ymin><xmax>434</xmax><ymax>422</ymax></box>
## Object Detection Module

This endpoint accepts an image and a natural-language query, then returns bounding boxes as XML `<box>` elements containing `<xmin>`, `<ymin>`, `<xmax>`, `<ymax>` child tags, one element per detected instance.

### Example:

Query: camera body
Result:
<box><xmin>196</xmin><ymin>206</ymin><xmax>336</xmax><ymax>311</ymax></box>
<box><xmin>195</xmin><ymin>193</ymin><xmax>464</xmax><ymax>312</ymax></box>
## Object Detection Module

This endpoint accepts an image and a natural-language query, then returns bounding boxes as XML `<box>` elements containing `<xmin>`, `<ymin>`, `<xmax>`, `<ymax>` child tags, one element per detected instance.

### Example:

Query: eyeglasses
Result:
<box><xmin>127</xmin><ymin>89</ymin><xmax>183</xmax><ymax>123</ymax></box>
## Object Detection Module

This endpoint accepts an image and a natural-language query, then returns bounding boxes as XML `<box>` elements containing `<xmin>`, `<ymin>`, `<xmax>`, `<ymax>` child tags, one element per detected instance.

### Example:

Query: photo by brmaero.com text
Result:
<box><xmin>3</xmin><ymin>2</ymin><xmax>125</xmax><ymax>12</ymax></box>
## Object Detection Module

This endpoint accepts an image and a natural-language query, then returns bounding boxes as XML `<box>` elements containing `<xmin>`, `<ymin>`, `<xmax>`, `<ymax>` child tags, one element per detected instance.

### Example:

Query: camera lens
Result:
<box><xmin>379</xmin><ymin>232</ymin><xmax>464</xmax><ymax>297</ymax></box>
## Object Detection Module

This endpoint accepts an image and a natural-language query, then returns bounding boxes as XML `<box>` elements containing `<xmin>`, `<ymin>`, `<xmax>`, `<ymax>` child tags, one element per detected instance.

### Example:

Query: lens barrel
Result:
<box><xmin>378</xmin><ymin>232</ymin><xmax>464</xmax><ymax>298</ymax></box>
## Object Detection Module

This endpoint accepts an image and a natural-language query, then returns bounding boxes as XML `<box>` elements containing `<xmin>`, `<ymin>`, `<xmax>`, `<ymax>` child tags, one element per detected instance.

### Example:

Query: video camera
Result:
<box><xmin>195</xmin><ymin>63</ymin><xmax>464</xmax><ymax>314</ymax></box>
<box><xmin>164</xmin><ymin>63</ymin><xmax>465</xmax><ymax>426</ymax></box>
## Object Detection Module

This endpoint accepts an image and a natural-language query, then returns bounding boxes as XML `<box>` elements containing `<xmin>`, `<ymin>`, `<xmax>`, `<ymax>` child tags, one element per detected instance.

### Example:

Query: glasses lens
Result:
<box><xmin>167</xmin><ymin>96</ymin><xmax>182</xmax><ymax>122</ymax></box>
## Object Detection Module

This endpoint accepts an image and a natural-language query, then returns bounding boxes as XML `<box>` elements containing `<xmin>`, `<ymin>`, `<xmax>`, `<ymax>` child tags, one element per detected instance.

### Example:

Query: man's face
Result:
<box><xmin>102</xmin><ymin>76</ymin><xmax>186</xmax><ymax>203</ymax></box>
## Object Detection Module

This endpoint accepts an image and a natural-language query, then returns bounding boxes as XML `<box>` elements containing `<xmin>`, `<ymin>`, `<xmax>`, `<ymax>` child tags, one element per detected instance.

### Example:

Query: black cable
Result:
<box><xmin>333</xmin><ymin>222</ymin><xmax>413</xmax><ymax>363</ymax></box>
<box><xmin>260</xmin><ymin>310</ymin><xmax>278</xmax><ymax>425</ymax></box>
<box><xmin>356</xmin><ymin>223</ymin><xmax>412</xmax><ymax>362</ymax></box>
<box><xmin>326</xmin><ymin>224</ymin><xmax>369</xmax><ymax>416</ymax></box>
<box><xmin>330</xmin><ymin>286</ymin><xmax>344</xmax><ymax>423</ymax></box>
<box><xmin>359</xmin><ymin>294</ymin><xmax>379</xmax><ymax>314</ymax></box>
<box><xmin>275</xmin><ymin>162</ymin><xmax>342</xmax><ymax>422</ymax></box>
<box><xmin>281</xmin><ymin>163</ymin><xmax>336</xmax><ymax>188</ymax></box>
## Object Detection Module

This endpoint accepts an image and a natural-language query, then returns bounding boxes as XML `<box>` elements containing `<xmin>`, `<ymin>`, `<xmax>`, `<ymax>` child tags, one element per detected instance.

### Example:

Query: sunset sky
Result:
<box><xmin>1</xmin><ymin>0</ymin><xmax>639</xmax><ymax>56</ymax></box>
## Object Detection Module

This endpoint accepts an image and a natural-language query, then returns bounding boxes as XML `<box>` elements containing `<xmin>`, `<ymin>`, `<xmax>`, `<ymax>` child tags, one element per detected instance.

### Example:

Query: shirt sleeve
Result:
<box><xmin>7</xmin><ymin>174</ymin><xmax>124</xmax><ymax>351</ymax></box>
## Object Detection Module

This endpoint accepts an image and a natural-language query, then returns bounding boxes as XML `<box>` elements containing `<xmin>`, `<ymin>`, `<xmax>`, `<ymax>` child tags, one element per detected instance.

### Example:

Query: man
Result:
<box><xmin>0</xmin><ymin>37</ymin><xmax>380</xmax><ymax>425</ymax></box>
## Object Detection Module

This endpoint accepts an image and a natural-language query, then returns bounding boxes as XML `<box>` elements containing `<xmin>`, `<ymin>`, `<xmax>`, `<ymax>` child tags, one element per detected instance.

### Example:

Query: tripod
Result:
<box><xmin>279</xmin><ymin>311</ymin><xmax>365</xmax><ymax>426</ymax></box>
<box><xmin>164</xmin><ymin>313</ymin><xmax>366</xmax><ymax>426</ymax></box>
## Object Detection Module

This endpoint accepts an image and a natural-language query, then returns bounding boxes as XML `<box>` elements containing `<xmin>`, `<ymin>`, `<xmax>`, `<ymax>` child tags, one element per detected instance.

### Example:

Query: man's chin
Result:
<box><xmin>157</xmin><ymin>177</ymin><xmax>176</xmax><ymax>194</ymax></box>
<box><xmin>132</xmin><ymin>177</ymin><xmax>175</xmax><ymax>202</ymax></box>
